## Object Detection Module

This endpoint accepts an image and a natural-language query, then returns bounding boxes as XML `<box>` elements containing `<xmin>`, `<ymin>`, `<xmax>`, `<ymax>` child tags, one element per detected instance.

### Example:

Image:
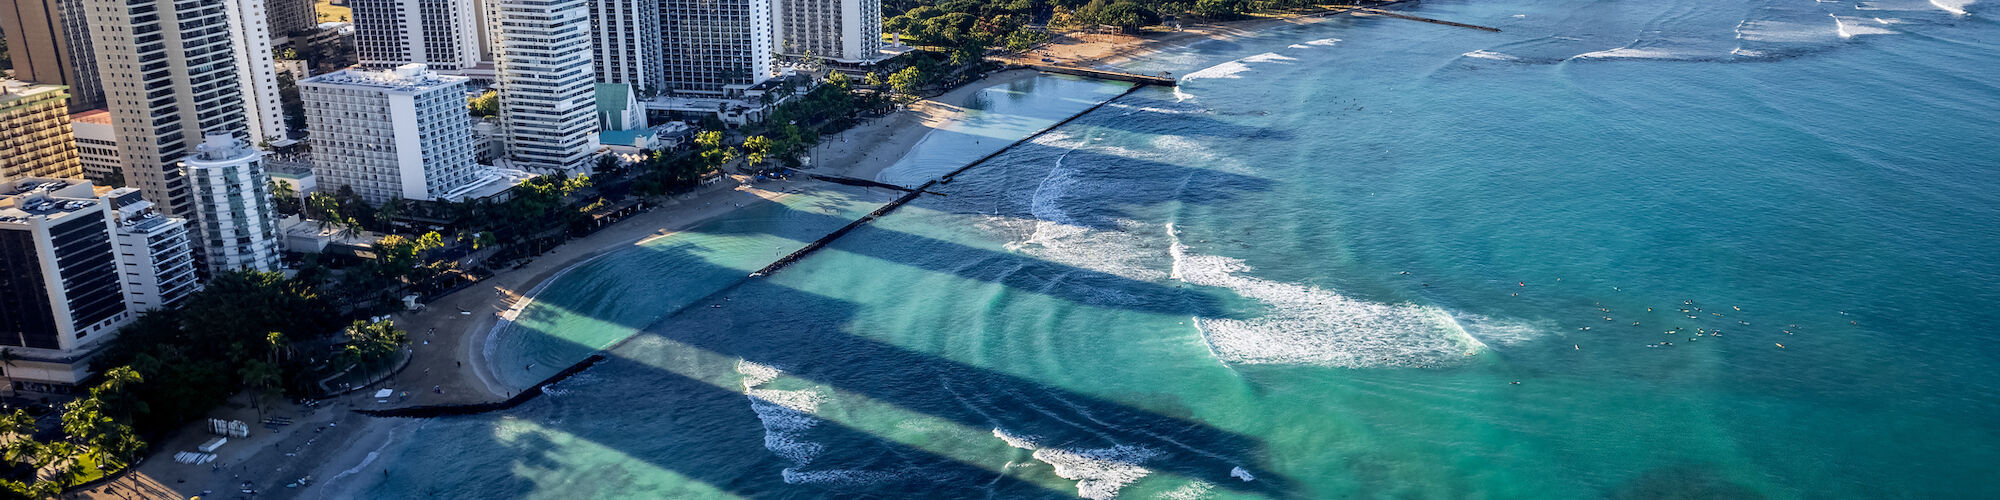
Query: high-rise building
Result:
<box><xmin>83</xmin><ymin>0</ymin><xmax>253</xmax><ymax>218</ymax></box>
<box><xmin>69</xmin><ymin>109</ymin><xmax>121</xmax><ymax>186</ymax></box>
<box><xmin>660</xmin><ymin>0</ymin><xmax>776</xmax><ymax>96</ymax></box>
<box><xmin>224</xmin><ymin>0</ymin><xmax>293</xmax><ymax>146</ymax></box>
<box><xmin>300</xmin><ymin>64</ymin><xmax>483</xmax><ymax>204</ymax></box>
<box><xmin>588</xmin><ymin>0</ymin><xmax>662</xmax><ymax>96</ymax></box>
<box><xmin>0</xmin><ymin>81</ymin><xmax>82</xmax><ymax>182</ymax></box>
<box><xmin>352</xmin><ymin>0</ymin><xmax>482</xmax><ymax>71</ymax></box>
<box><xmin>0</xmin><ymin>0</ymin><xmax>105</xmax><ymax>111</ymax></box>
<box><xmin>102</xmin><ymin>187</ymin><xmax>199</xmax><ymax>311</ymax></box>
<box><xmin>490</xmin><ymin>0</ymin><xmax>599</xmax><ymax>171</ymax></box>
<box><xmin>0</xmin><ymin>179</ymin><xmax>135</xmax><ymax>393</ymax></box>
<box><xmin>772</xmin><ymin>0</ymin><xmax>883</xmax><ymax>64</ymax></box>
<box><xmin>179</xmin><ymin>135</ymin><xmax>283</xmax><ymax>273</ymax></box>
<box><xmin>266</xmin><ymin>0</ymin><xmax>316</xmax><ymax>39</ymax></box>
<box><xmin>0</xmin><ymin>179</ymin><xmax>199</xmax><ymax>394</ymax></box>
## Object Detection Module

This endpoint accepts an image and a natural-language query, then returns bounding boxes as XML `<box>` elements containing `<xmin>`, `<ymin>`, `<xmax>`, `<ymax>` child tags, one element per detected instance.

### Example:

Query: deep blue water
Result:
<box><xmin>351</xmin><ymin>0</ymin><xmax>2000</xmax><ymax>498</ymax></box>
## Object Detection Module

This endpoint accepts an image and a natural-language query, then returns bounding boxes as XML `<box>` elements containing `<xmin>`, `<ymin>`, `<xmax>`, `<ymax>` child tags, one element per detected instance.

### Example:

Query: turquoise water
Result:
<box><xmin>357</xmin><ymin>0</ymin><xmax>2000</xmax><ymax>498</ymax></box>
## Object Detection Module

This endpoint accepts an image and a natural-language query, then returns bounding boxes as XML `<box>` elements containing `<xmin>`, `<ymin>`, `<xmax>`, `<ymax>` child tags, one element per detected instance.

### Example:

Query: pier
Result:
<box><xmin>804</xmin><ymin>173</ymin><xmax>941</xmax><ymax>195</ymax></box>
<box><xmin>1343</xmin><ymin>7</ymin><xmax>1501</xmax><ymax>32</ymax></box>
<box><xmin>355</xmin><ymin>354</ymin><xmax>608</xmax><ymax>417</ymax></box>
<box><xmin>1025</xmin><ymin>65</ymin><xmax>1178</xmax><ymax>86</ymax></box>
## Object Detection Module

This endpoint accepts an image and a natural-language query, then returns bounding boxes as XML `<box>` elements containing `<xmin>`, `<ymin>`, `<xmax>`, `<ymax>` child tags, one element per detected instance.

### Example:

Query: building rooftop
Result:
<box><xmin>301</xmin><ymin>64</ymin><xmax>468</xmax><ymax>93</ymax></box>
<box><xmin>0</xmin><ymin>179</ymin><xmax>106</xmax><ymax>224</ymax></box>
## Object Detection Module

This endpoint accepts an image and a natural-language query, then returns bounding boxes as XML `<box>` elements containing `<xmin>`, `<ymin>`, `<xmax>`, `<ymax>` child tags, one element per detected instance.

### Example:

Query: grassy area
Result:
<box><xmin>316</xmin><ymin>0</ymin><xmax>351</xmax><ymax>23</ymax></box>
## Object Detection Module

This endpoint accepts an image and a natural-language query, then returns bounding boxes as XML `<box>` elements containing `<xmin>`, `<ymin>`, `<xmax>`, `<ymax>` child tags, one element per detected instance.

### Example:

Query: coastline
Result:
<box><xmin>74</xmin><ymin>67</ymin><xmax>1048</xmax><ymax>500</ymax></box>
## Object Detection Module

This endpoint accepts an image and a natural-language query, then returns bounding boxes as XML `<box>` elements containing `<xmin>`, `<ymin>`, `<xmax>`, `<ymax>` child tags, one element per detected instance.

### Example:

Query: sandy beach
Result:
<box><xmin>74</xmin><ymin>67</ymin><xmax>1038</xmax><ymax>500</ymax></box>
<box><xmin>993</xmin><ymin>11</ymin><xmax>1353</xmax><ymax>70</ymax></box>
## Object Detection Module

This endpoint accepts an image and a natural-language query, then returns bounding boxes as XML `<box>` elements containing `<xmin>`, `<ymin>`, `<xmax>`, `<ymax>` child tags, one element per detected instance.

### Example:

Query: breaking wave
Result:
<box><xmin>994</xmin><ymin>428</ymin><xmax>1162</xmax><ymax>500</ymax></box>
<box><xmin>1166</xmin><ymin>226</ymin><xmax>1497</xmax><ymax>368</ymax></box>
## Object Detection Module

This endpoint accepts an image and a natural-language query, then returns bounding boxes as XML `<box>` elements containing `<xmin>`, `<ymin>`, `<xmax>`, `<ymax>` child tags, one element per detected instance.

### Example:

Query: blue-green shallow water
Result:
<box><xmin>357</xmin><ymin>0</ymin><xmax>2000</xmax><ymax>497</ymax></box>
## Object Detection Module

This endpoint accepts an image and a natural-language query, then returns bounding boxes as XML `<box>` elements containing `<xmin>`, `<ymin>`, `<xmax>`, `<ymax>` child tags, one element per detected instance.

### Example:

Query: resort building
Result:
<box><xmin>224</xmin><ymin>0</ymin><xmax>294</xmax><ymax>147</ymax></box>
<box><xmin>0</xmin><ymin>81</ymin><xmax>82</xmax><ymax>182</ymax></box>
<box><xmin>0</xmin><ymin>0</ymin><xmax>105</xmax><ymax>111</ymax></box>
<box><xmin>773</xmin><ymin>0</ymin><xmax>885</xmax><ymax>64</ymax></box>
<box><xmin>300</xmin><ymin>64</ymin><xmax>483</xmax><ymax>204</ymax></box>
<box><xmin>491</xmin><ymin>0</ymin><xmax>599</xmax><ymax>171</ymax></box>
<box><xmin>0</xmin><ymin>180</ymin><xmax>136</xmax><ymax>393</ymax></box>
<box><xmin>179</xmin><ymin>135</ymin><xmax>283</xmax><ymax>273</ymax></box>
<box><xmin>588</xmin><ymin>0</ymin><xmax>663</xmax><ymax>95</ymax></box>
<box><xmin>350</xmin><ymin>0</ymin><xmax>482</xmax><ymax>71</ymax></box>
<box><xmin>82</xmin><ymin>0</ymin><xmax>254</xmax><ymax>218</ymax></box>
<box><xmin>660</xmin><ymin>0</ymin><xmax>776</xmax><ymax>97</ymax></box>
<box><xmin>69</xmin><ymin>109</ymin><xmax>122</xmax><ymax>186</ymax></box>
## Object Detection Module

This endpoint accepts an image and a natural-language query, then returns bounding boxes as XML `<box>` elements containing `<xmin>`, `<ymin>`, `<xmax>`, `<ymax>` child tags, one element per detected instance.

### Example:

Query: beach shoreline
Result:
<box><xmin>75</xmin><ymin>8</ymin><xmax>1336</xmax><ymax>494</ymax></box>
<box><xmin>74</xmin><ymin>67</ymin><xmax>1047</xmax><ymax>500</ymax></box>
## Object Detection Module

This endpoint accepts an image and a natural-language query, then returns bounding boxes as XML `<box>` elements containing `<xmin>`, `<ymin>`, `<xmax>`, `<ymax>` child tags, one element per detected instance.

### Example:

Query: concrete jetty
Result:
<box><xmin>1026</xmin><ymin>65</ymin><xmax>1178</xmax><ymax>86</ymax></box>
<box><xmin>1348</xmin><ymin>7</ymin><xmax>1501</xmax><ymax>32</ymax></box>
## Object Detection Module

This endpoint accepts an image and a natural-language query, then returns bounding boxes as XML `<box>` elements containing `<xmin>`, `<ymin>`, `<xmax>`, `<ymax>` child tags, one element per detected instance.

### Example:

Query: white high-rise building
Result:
<box><xmin>223</xmin><ymin>0</ymin><xmax>291</xmax><ymax>146</ymax></box>
<box><xmin>773</xmin><ymin>0</ymin><xmax>883</xmax><ymax>64</ymax></box>
<box><xmin>489</xmin><ymin>0</ymin><xmax>599</xmax><ymax>171</ymax></box>
<box><xmin>102</xmin><ymin>187</ymin><xmax>199</xmax><ymax>311</ymax></box>
<box><xmin>588</xmin><ymin>0</ymin><xmax>663</xmax><ymax>96</ymax></box>
<box><xmin>351</xmin><ymin>0</ymin><xmax>482</xmax><ymax>71</ymax></box>
<box><xmin>660</xmin><ymin>0</ymin><xmax>776</xmax><ymax>96</ymax></box>
<box><xmin>300</xmin><ymin>64</ymin><xmax>483</xmax><ymax>204</ymax></box>
<box><xmin>82</xmin><ymin>0</ymin><xmax>252</xmax><ymax>218</ymax></box>
<box><xmin>179</xmin><ymin>135</ymin><xmax>283</xmax><ymax>273</ymax></box>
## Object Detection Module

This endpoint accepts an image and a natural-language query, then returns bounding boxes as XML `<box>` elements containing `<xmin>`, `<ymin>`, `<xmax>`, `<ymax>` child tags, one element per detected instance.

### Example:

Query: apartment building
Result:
<box><xmin>179</xmin><ymin>135</ymin><xmax>283</xmax><ymax>273</ymax></box>
<box><xmin>490</xmin><ymin>0</ymin><xmax>599</xmax><ymax>171</ymax></box>
<box><xmin>351</xmin><ymin>0</ymin><xmax>482</xmax><ymax>71</ymax></box>
<box><xmin>772</xmin><ymin>0</ymin><xmax>884</xmax><ymax>64</ymax></box>
<box><xmin>0</xmin><ymin>80</ymin><xmax>82</xmax><ymax>182</ymax></box>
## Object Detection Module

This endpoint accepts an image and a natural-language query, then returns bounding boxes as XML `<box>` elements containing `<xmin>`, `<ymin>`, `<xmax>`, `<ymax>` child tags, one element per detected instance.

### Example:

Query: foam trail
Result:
<box><xmin>1931</xmin><ymin>0</ymin><xmax>1973</xmax><ymax>14</ymax></box>
<box><xmin>1463</xmin><ymin>50</ymin><xmax>1521</xmax><ymax>61</ymax></box>
<box><xmin>1832</xmin><ymin>14</ymin><xmax>1896</xmax><ymax>38</ymax></box>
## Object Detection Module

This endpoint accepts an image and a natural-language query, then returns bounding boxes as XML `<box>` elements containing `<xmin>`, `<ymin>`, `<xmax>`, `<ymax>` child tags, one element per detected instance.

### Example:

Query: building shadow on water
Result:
<box><xmin>393</xmin><ymin>230</ymin><xmax>1294</xmax><ymax>497</ymax></box>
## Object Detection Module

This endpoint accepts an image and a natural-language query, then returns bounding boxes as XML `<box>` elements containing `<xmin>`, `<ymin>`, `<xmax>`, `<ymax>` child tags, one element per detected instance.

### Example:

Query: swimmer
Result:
<box><xmin>1733</xmin><ymin>306</ymin><xmax>1741</xmax><ymax>311</ymax></box>
<box><xmin>1519</xmin><ymin>282</ymin><xmax>1526</xmax><ymax>287</ymax></box>
<box><xmin>1775</xmin><ymin>343</ymin><xmax>1785</xmax><ymax>348</ymax></box>
<box><xmin>1574</xmin><ymin>345</ymin><xmax>1580</xmax><ymax>350</ymax></box>
<box><xmin>1399</xmin><ymin>271</ymin><xmax>1410</xmax><ymax>275</ymax></box>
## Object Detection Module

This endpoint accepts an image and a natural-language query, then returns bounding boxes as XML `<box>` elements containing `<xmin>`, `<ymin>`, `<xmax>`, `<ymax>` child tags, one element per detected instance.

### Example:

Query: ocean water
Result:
<box><xmin>353</xmin><ymin>0</ymin><xmax>2000</xmax><ymax>498</ymax></box>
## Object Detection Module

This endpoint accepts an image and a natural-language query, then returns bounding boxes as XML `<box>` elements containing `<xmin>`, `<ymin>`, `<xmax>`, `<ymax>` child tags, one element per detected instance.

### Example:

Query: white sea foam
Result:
<box><xmin>1240</xmin><ymin>52</ymin><xmax>1298</xmax><ymax>64</ymax></box>
<box><xmin>1832</xmin><ymin>14</ymin><xmax>1897</xmax><ymax>38</ymax></box>
<box><xmin>1167</xmin><ymin>225</ymin><xmax>1500</xmax><ymax>368</ymax></box>
<box><xmin>1734</xmin><ymin>20</ymin><xmax>1835</xmax><ymax>43</ymax></box>
<box><xmin>1182</xmin><ymin>61</ymin><xmax>1251</xmax><ymax>80</ymax></box>
<box><xmin>1462</xmin><ymin>50</ymin><xmax>1521</xmax><ymax>61</ymax></box>
<box><xmin>1008</xmin><ymin>138</ymin><xmax>1171</xmax><ymax>284</ymax></box>
<box><xmin>738</xmin><ymin>360</ymin><xmax>853</xmax><ymax>483</ymax></box>
<box><xmin>1571</xmin><ymin>47</ymin><xmax>1692</xmax><ymax>60</ymax></box>
<box><xmin>1160</xmin><ymin>479</ymin><xmax>1216</xmax><ymax>499</ymax></box>
<box><xmin>1304</xmin><ymin>37</ymin><xmax>1341</xmax><ymax>46</ymax></box>
<box><xmin>995</xmin><ymin>429</ymin><xmax>1162</xmax><ymax>500</ymax></box>
<box><xmin>1932</xmin><ymin>0</ymin><xmax>1974</xmax><ymax>15</ymax></box>
<box><xmin>1229</xmin><ymin>466</ymin><xmax>1256</xmax><ymax>481</ymax></box>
